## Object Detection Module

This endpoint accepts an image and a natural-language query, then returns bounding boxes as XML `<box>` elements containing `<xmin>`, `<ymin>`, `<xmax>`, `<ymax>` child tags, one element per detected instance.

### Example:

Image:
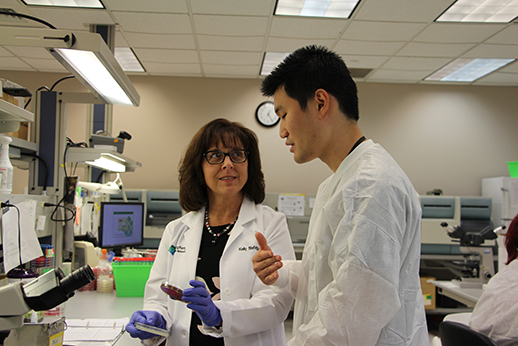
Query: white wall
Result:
<box><xmin>2</xmin><ymin>70</ymin><xmax>517</xmax><ymax>197</ymax></box>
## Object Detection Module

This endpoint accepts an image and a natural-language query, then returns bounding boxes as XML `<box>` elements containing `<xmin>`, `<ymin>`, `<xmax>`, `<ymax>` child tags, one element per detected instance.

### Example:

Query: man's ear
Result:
<box><xmin>314</xmin><ymin>89</ymin><xmax>330</xmax><ymax>119</ymax></box>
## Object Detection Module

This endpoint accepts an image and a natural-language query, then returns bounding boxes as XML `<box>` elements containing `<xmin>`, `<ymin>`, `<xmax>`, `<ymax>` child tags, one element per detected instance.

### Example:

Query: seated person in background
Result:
<box><xmin>469</xmin><ymin>212</ymin><xmax>518</xmax><ymax>346</ymax></box>
<box><xmin>126</xmin><ymin>118</ymin><xmax>295</xmax><ymax>346</ymax></box>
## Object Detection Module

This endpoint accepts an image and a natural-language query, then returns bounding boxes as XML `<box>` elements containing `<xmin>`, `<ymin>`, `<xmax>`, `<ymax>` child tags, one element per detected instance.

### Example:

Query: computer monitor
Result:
<box><xmin>99</xmin><ymin>202</ymin><xmax>144</xmax><ymax>256</ymax></box>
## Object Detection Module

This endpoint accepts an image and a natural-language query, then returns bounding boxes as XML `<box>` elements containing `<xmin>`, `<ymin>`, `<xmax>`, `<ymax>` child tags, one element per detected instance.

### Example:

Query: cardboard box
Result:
<box><xmin>420</xmin><ymin>276</ymin><xmax>436</xmax><ymax>310</ymax></box>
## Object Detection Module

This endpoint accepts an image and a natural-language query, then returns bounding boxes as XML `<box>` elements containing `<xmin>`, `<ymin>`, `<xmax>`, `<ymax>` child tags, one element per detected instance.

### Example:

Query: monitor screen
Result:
<box><xmin>99</xmin><ymin>202</ymin><xmax>144</xmax><ymax>254</ymax></box>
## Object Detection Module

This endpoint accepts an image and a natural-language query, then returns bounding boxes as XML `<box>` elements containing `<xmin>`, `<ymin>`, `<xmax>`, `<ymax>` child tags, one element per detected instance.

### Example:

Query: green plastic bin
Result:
<box><xmin>508</xmin><ymin>161</ymin><xmax>518</xmax><ymax>178</ymax></box>
<box><xmin>112</xmin><ymin>264</ymin><xmax>152</xmax><ymax>297</ymax></box>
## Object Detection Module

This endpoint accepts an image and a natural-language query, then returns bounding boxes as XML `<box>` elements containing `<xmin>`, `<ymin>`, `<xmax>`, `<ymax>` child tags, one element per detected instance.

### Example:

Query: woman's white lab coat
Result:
<box><xmin>143</xmin><ymin>196</ymin><xmax>295</xmax><ymax>346</ymax></box>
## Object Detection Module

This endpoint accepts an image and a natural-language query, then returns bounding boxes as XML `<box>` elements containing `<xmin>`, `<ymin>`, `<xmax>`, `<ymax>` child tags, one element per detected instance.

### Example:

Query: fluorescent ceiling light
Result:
<box><xmin>22</xmin><ymin>0</ymin><xmax>104</xmax><ymax>8</ymax></box>
<box><xmin>425</xmin><ymin>58</ymin><xmax>515</xmax><ymax>82</ymax></box>
<box><xmin>85</xmin><ymin>154</ymin><xmax>126</xmax><ymax>173</ymax></box>
<box><xmin>261</xmin><ymin>52</ymin><xmax>290</xmax><ymax>76</ymax></box>
<box><xmin>114</xmin><ymin>47</ymin><xmax>145</xmax><ymax>73</ymax></box>
<box><xmin>275</xmin><ymin>0</ymin><xmax>361</xmax><ymax>18</ymax></box>
<box><xmin>49</xmin><ymin>31</ymin><xmax>140</xmax><ymax>106</ymax></box>
<box><xmin>437</xmin><ymin>0</ymin><xmax>518</xmax><ymax>23</ymax></box>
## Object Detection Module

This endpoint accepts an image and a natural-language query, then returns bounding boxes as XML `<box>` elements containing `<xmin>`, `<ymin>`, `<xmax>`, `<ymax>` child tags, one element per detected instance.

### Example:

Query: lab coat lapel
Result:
<box><xmin>224</xmin><ymin>197</ymin><xmax>255</xmax><ymax>251</ymax></box>
<box><xmin>182</xmin><ymin>209</ymin><xmax>204</xmax><ymax>280</ymax></box>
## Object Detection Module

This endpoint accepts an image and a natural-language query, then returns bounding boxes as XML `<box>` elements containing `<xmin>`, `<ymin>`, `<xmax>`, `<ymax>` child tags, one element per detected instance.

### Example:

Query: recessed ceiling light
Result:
<box><xmin>425</xmin><ymin>58</ymin><xmax>515</xmax><ymax>82</ymax></box>
<box><xmin>114</xmin><ymin>47</ymin><xmax>145</xmax><ymax>73</ymax></box>
<box><xmin>260</xmin><ymin>52</ymin><xmax>290</xmax><ymax>76</ymax></box>
<box><xmin>275</xmin><ymin>0</ymin><xmax>361</xmax><ymax>18</ymax></box>
<box><xmin>21</xmin><ymin>0</ymin><xmax>104</xmax><ymax>9</ymax></box>
<box><xmin>436</xmin><ymin>0</ymin><xmax>518</xmax><ymax>23</ymax></box>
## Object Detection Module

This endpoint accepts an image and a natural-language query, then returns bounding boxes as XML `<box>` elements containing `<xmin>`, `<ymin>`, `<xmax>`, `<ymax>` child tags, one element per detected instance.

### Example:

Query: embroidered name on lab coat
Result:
<box><xmin>239</xmin><ymin>245</ymin><xmax>259</xmax><ymax>251</ymax></box>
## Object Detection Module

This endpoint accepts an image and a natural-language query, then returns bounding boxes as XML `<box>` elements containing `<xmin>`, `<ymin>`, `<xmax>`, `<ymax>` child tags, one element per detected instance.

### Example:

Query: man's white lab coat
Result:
<box><xmin>144</xmin><ymin>196</ymin><xmax>295</xmax><ymax>346</ymax></box>
<box><xmin>277</xmin><ymin>140</ymin><xmax>429</xmax><ymax>346</ymax></box>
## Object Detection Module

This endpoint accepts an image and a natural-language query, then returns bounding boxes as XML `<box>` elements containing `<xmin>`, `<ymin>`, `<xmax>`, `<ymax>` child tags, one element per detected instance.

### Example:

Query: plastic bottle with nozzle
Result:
<box><xmin>0</xmin><ymin>135</ymin><xmax>13</xmax><ymax>194</ymax></box>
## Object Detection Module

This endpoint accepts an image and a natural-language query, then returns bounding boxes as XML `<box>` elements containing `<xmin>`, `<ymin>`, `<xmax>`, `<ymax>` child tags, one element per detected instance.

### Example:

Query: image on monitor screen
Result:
<box><xmin>99</xmin><ymin>202</ymin><xmax>144</xmax><ymax>255</ymax></box>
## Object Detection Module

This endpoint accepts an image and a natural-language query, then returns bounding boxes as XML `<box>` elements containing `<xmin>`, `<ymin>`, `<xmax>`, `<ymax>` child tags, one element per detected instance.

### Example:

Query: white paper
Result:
<box><xmin>278</xmin><ymin>194</ymin><xmax>305</xmax><ymax>216</ymax></box>
<box><xmin>36</xmin><ymin>215</ymin><xmax>46</xmax><ymax>231</ymax></box>
<box><xmin>2</xmin><ymin>200</ymin><xmax>43</xmax><ymax>273</ymax></box>
<box><xmin>81</xmin><ymin>203</ymin><xmax>94</xmax><ymax>236</ymax></box>
<box><xmin>64</xmin><ymin>318</ymin><xmax>128</xmax><ymax>342</ymax></box>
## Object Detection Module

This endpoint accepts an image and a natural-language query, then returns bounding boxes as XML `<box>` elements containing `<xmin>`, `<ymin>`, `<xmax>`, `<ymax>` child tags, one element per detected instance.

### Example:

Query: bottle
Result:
<box><xmin>0</xmin><ymin>135</ymin><xmax>13</xmax><ymax>194</ymax></box>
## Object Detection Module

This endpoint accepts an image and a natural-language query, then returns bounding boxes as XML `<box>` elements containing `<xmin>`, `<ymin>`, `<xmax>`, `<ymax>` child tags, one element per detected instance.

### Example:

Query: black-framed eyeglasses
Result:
<box><xmin>203</xmin><ymin>149</ymin><xmax>249</xmax><ymax>165</ymax></box>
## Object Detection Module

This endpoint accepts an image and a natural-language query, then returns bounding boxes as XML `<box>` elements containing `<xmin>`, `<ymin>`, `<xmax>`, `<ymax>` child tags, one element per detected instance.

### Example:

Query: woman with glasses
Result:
<box><xmin>127</xmin><ymin>118</ymin><xmax>295</xmax><ymax>346</ymax></box>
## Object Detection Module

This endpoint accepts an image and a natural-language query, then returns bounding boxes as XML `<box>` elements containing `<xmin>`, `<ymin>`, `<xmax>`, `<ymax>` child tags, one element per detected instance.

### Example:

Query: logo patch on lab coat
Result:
<box><xmin>169</xmin><ymin>245</ymin><xmax>186</xmax><ymax>255</ymax></box>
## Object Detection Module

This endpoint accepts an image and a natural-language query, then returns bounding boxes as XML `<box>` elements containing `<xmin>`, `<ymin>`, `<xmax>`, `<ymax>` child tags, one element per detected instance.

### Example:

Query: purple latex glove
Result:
<box><xmin>182</xmin><ymin>280</ymin><xmax>222</xmax><ymax>327</ymax></box>
<box><xmin>126</xmin><ymin>310</ymin><xmax>166</xmax><ymax>339</ymax></box>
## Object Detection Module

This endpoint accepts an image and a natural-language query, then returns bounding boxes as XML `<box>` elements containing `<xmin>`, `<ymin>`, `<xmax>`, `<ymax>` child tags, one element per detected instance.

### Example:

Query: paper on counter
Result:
<box><xmin>64</xmin><ymin>318</ymin><xmax>129</xmax><ymax>342</ymax></box>
<box><xmin>2</xmin><ymin>200</ymin><xmax>43</xmax><ymax>273</ymax></box>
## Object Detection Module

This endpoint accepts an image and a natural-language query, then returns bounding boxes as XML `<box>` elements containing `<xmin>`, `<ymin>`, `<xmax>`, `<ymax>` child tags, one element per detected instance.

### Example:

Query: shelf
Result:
<box><xmin>65</xmin><ymin>147</ymin><xmax>142</xmax><ymax>172</ymax></box>
<box><xmin>0</xmin><ymin>98</ymin><xmax>34</xmax><ymax>122</ymax></box>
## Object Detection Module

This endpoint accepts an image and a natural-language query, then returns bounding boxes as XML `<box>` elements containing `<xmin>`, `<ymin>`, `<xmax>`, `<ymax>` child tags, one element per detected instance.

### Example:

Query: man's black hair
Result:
<box><xmin>261</xmin><ymin>45</ymin><xmax>359</xmax><ymax>121</ymax></box>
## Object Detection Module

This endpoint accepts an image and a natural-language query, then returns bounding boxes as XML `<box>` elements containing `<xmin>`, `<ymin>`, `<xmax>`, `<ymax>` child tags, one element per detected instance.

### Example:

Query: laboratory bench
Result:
<box><xmin>65</xmin><ymin>291</ymin><xmax>143</xmax><ymax>345</ymax></box>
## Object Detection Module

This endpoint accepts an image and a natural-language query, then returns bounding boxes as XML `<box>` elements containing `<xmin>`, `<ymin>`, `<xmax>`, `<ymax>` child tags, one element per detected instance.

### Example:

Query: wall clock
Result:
<box><xmin>255</xmin><ymin>101</ymin><xmax>279</xmax><ymax>127</ymax></box>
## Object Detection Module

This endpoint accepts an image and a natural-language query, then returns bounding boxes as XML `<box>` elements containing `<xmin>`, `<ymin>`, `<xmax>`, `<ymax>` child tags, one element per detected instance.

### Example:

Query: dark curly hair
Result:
<box><xmin>178</xmin><ymin>118</ymin><xmax>265</xmax><ymax>212</ymax></box>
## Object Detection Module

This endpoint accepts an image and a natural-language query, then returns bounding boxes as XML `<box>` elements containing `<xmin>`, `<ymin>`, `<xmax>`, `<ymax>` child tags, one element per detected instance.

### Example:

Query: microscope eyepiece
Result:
<box><xmin>60</xmin><ymin>265</ymin><xmax>95</xmax><ymax>296</ymax></box>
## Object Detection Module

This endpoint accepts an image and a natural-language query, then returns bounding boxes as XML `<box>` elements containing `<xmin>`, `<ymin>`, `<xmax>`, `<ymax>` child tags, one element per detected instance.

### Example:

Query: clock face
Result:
<box><xmin>255</xmin><ymin>101</ymin><xmax>279</xmax><ymax>127</ymax></box>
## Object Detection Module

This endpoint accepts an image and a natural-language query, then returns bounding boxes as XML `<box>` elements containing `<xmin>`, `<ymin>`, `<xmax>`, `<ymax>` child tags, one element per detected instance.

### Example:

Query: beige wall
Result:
<box><xmin>2</xmin><ymin>70</ymin><xmax>517</xmax><ymax>197</ymax></box>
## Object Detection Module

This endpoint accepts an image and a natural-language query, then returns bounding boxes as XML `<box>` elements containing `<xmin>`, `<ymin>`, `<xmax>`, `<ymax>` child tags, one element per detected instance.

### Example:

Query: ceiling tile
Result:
<box><xmin>270</xmin><ymin>16</ymin><xmax>346</xmax><ymax>39</ymax></box>
<box><xmin>113</xmin><ymin>12</ymin><xmax>192</xmax><ymax>34</ymax></box>
<box><xmin>498</xmin><ymin>61</ymin><xmax>518</xmax><ymax>73</ymax></box>
<box><xmin>0</xmin><ymin>47</ymin><xmax>14</xmax><ymax>57</ymax></box>
<box><xmin>190</xmin><ymin>0</ymin><xmax>274</xmax><ymax>16</ymax></box>
<box><xmin>266</xmin><ymin>37</ymin><xmax>336</xmax><ymax>52</ymax></box>
<box><xmin>474</xmin><ymin>72</ymin><xmax>518</xmax><ymax>85</ymax></box>
<box><xmin>197</xmin><ymin>35</ymin><xmax>264</xmax><ymax>51</ymax></box>
<box><xmin>20</xmin><ymin>57</ymin><xmax>67</xmax><ymax>71</ymax></box>
<box><xmin>341</xmin><ymin>55</ymin><xmax>390</xmax><ymax>69</ymax></box>
<box><xmin>382</xmin><ymin>56</ymin><xmax>451</xmax><ymax>70</ymax></box>
<box><xmin>368</xmin><ymin>69</ymin><xmax>432</xmax><ymax>81</ymax></box>
<box><xmin>353</xmin><ymin>0</ymin><xmax>454</xmax><ymax>23</ymax></box>
<box><xmin>144</xmin><ymin>62</ymin><xmax>201</xmax><ymax>75</ymax></box>
<box><xmin>413</xmin><ymin>23</ymin><xmax>506</xmax><ymax>43</ymax></box>
<box><xmin>335</xmin><ymin>40</ymin><xmax>406</xmax><ymax>56</ymax></box>
<box><xmin>396</xmin><ymin>42</ymin><xmax>476</xmax><ymax>58</ymax></box>
<box><xmin>0</xmin><ymin>0</ymin><xmax>517</xmax><ymax>85</ymax></box>
<box><xmin>462</xmin><ymin>44</ymin><xmax>518</xmax><ymax>59</ymax></box>
<box><xmin>3</xmin><ymin>46</ymin><xmax>53</xmax><ymax>59</ymax></box>
<box><xmin>134</xmin><ymin>49</ymin><xmax>199</xmax><ymax>64</ymax></box>
<box><xmin>200</xmin><ymin>51</ymin><xmax>262</xmax><ymax>65</ymax></box>
<box><xmin>193</xmin><ymin>15</ymin><xmax>269</xmax><ymax>36</ymax></box>
<box><xmin>203</xmin><ymin>64</ymin><xmax>259</xmax><ymax>76</ymax></box>
<box><xmin>26</xmin><ymin>7</ymin><xmax>114</xmax><ymax>30</ymax></box>
<box><xmin>343</xmin><ymin>21</ymin><xmax>427</xmax><ymax>41</ymax></box>
<box><xmin>124</xmin><ymin>33</ymin><xmax>196</xmax><ymax>49</ymax></box>
<box><xmin>114</xmin><ymin>31</ymin><xmax>129</xmax><ymax>47</ymax></box>
<box><xmin>485</xmin><ymin>25</ymin><xmax>518</xmax><ymax>45</ymax></box>
<box><xmin>0</xmin><ymin>57</ymin><xmax>34</xmax><ymax>70</ymax></box>
<box><xmin>103</xmin><ymin>0</ymin><xmax>188</xmax><ymax>13</ymax></box>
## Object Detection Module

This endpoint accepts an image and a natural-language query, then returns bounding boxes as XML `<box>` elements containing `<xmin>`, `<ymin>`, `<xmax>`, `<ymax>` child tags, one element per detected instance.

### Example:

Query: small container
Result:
<box><xmin>96</xmin><ymin>275</ymin><xmax>114</xmax><ymax>293</ymax></box>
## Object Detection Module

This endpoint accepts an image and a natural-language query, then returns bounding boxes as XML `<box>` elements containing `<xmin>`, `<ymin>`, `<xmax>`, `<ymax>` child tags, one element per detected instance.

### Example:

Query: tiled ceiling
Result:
<box><xmin>0</xmin><ymin>0</ymin><xmax>518</xmax><ymax>86</ymax></box>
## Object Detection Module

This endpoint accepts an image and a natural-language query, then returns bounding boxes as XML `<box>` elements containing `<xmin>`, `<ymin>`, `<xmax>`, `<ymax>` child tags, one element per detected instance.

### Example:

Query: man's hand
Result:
<box><xmin>252</xmin><ymin>232</ymin><xmax>283</xmax><ymax>285</ymax></box>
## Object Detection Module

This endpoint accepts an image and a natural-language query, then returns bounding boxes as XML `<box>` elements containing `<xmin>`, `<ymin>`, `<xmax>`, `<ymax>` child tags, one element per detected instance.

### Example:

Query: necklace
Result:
<box><xmin>205</xmin><ymin>208</ymin><xmax>238</xmax><ymax>244</ymax></box>
<box><xmin>348</xmin><ymin>136</ymin><xmax>366</xmax><ymax>155</ymax></box>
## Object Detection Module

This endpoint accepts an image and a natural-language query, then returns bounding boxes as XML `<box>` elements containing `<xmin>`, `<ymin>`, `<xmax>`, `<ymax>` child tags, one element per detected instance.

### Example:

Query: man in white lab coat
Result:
<box><xmin>252</xmin><ymin>45</ymin><xmax>429</xmax><ymax>345</ymax></box>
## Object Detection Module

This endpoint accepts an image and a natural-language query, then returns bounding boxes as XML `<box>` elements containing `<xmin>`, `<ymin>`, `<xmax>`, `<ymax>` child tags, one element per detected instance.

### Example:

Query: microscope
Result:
<box><xmin>442</xmin><ymin>222</ymin><xmax>505</xmax><ymax>288</ymax></box>
<box><xmin>0</xmin><ymin>265</ymin><xmax>95</xmax><ymax>344</ymax></box>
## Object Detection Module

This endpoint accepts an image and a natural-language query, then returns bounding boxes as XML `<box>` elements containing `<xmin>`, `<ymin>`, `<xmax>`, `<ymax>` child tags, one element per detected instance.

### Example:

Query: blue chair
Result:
<box><xmin>439</xmin><ymin>321</ymin><xmax>498</xmax><ymax>346</ymax></box>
